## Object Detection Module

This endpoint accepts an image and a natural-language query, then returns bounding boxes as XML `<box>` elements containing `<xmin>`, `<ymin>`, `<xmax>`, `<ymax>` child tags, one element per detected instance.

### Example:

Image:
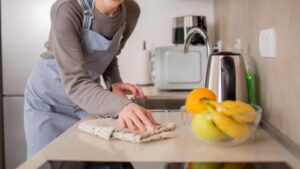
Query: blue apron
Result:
<box><xmin>24</xmin><ymin>0</ymin><xmax>127</xmax><ymax>157</ymax></box>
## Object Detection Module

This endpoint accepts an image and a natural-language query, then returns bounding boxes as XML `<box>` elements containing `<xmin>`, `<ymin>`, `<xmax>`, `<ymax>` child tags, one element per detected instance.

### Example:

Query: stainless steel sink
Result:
<box><xmin>134</xmin><ymin>96</ymin><xmax>189</xmax><ymax>126</ymax></box>
<box><xmin>133</xmin><ymin>96</ymin><xmax>185</xmax><ymax>111</ymax></box>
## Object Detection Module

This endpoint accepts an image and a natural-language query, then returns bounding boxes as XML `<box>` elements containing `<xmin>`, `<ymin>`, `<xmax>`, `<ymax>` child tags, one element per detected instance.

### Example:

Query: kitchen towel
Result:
<box><xmin>78</xmin><ymin>118</ymin><xmax>176</xmax><ymax>143</ymax></box>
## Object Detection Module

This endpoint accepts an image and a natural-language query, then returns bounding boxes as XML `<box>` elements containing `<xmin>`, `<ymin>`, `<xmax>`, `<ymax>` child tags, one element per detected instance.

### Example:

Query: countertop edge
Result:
<box><xmin>261</xmin><ymin>120</ymin><xmax>300</xmax><ymax>161</ymax></box>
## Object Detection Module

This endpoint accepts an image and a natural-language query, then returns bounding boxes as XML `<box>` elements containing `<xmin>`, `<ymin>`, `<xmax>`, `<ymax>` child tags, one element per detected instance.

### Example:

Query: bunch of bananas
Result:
<box><xmin>205</xmin><ymin>100</ymin><xmax>257</xmax><ymax>140</ymax></box>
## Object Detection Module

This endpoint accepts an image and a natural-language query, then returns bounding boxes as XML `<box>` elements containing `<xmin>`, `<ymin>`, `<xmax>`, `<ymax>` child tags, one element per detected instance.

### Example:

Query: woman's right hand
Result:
<box><xmin>118</xmin><ymin>103</ymin><xmax>159</xmax><ymax>132</ymax></box>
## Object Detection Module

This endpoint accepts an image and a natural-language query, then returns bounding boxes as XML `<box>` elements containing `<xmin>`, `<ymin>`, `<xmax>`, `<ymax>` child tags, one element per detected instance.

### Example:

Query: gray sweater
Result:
<box><xmin>41</xmin><ymin>0</ymin><xmax>140</xmax><ymax>117</ymax></box>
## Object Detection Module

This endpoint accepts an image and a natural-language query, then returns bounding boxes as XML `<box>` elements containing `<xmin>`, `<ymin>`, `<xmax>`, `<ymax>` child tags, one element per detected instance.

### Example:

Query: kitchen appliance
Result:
<box><xmin>205</xmin><ymin>52</ymin><xmax>248</xmax><ymax>102</ymax></box>
<box><xmin>37</xmin><ymin>161</ymin><xmax>293</xmax><ymax>169</ymax></box>
<box><xmin>172</xmin><ymin>15</ymin><xmax>207</xmax><ymax>45</ymax></box>
<box><xmin>1</xmin><ymin>0</ymin><xmax>56</xmax><ymax>168</ymax></box>
<box><xmin>153</xmin><ymin>45</ymin><xmax>208</xmax><ymax>90</ymax></box>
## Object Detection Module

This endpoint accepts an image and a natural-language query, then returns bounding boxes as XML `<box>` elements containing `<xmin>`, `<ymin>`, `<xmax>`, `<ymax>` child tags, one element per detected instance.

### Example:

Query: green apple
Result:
<box><xmin>191</xmin><ymin>162</ymin><xmax>222</xmax><ymax>169</ymax></box>
<box><xmin>192</xmin><ymin>111</ymin><xmax>228</xmax><ymax>141</ymax></box>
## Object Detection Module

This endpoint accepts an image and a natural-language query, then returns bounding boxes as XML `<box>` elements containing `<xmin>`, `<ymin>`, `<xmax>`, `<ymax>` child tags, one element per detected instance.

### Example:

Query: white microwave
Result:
<box><xmin>153</xmin><ymin>45</ymin><xmax>208</xmax><ymax>90</ymax></box>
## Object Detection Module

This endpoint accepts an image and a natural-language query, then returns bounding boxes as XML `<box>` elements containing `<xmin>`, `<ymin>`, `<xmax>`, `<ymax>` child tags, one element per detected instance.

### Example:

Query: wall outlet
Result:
<box><xmin>259</xmin><ymin>28</ymin><xmax>276</xmax><ymax>57</ymax></box>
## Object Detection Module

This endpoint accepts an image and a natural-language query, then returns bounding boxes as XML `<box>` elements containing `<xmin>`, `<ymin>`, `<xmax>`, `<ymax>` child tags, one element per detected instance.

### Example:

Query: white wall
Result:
<box><xmin>118</xmin><ymin>0</ymin><xmax>215</xmax><ymax>83</ymax></box>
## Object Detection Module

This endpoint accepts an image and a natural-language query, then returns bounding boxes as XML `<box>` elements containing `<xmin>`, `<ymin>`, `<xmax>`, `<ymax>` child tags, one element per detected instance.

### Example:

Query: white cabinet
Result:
<box><xmin>1</xmin><ymin>0</ymin><xmax>55</xmax><ymax>168</ymax></box>
<box><xmin>1</xmin><ymin>0</ymin><xmax>54</xmax><ymax>95</ymax></box>
<box><xmin>3</xmin><ymin>97</ymin><xmax>26</xmax><ymax>169</ymax></box>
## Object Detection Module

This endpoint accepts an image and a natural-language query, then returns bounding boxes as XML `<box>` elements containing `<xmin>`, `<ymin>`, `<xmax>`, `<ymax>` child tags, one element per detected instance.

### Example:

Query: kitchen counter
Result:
<box><xmin>17</xmin><ymin>87</ymin><xmax>300</xmax><ymax>168</ymax></box>
<box><xmin>18</xmin><ymin>113</ymin><xmax>300</xmax><ymax>169</ymax></box>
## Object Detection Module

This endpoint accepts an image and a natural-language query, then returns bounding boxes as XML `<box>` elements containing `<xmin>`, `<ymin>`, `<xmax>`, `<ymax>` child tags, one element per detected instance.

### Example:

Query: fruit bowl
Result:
<box><xmin>185</xmin><ymin>102</ymin><xmax>262</xmax><ymax>146</ymax></box>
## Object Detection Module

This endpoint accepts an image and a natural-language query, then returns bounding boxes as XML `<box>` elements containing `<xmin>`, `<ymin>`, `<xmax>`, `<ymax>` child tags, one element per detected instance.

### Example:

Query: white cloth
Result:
<box><xmin>78</xmin><ymin>118</ymin><xmax>176</xmax><ymax>143</ymax></box>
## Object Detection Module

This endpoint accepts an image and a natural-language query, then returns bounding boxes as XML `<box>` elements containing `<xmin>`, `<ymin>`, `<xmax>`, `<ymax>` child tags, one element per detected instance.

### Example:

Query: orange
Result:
<box><xmin>185</xmin><ymin>88</ymin><xmax>217</xmax><ymax>114</ymax></box>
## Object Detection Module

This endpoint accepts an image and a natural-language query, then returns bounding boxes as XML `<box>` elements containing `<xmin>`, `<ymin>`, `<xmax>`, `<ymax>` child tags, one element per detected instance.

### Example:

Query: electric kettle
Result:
<box><xmin>205</xmin><ymin>52</ymin><xmax>248</xmax><ymax>102</ymax></box>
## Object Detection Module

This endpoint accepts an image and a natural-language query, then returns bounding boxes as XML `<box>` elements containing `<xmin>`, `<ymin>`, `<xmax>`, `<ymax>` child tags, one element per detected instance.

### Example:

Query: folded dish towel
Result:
<box><xmin>78</xmin><ymin>118</ymin><xmax>176</xmax><ymax>143</ymax></box>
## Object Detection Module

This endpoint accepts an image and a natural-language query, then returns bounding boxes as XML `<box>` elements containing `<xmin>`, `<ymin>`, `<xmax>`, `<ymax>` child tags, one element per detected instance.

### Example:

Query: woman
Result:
<box><xmin>24</xmin><ymin>0</ymin><xmax>157</xmax><ymax>157</ymax></box>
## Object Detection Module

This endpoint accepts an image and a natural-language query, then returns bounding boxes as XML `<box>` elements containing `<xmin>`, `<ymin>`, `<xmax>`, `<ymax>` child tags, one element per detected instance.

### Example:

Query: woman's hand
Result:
<box><xmin>112</xmin><ymin>82</ymin><xmax>146</xmax><ymax>100</ymax></box>
<box><xmin>118</xmin><ymin>103</ymin><xmax>159</xmax><ymax>132</ymax></box>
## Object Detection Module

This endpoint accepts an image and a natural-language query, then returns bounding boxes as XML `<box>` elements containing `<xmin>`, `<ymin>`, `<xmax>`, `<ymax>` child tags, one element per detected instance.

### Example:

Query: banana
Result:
<box><xmin>232</xmin><ymin>113</ymin><xmax>256</xmax><ymax>123</ymax></box>
<box><xmin>205</xmin><ymin>100</ymin><xmax>256</xmax><ymax>123</ymax></box>
<box><xmin>221</xmin><ymin>101</ymin><xmax>256</xmax><ymax>116</ymax></box>
<box><xmin>204</xmin><ymin>100</ymin><xmax>220</xmax><ymax>108</ymax></box>
<box><xmin>207</xmin><ymin>106</ymin><xmax>250</xmax><ymax>139</ymax></box>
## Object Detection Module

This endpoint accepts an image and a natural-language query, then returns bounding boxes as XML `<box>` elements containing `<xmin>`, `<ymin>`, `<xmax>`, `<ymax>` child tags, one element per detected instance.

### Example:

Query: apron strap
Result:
<box><xmin>77</xmin><ymin>0</ymin><xmax>95</xmax><ymax>29</ymax></box>
<box><xmin>120</xmin><ymin>3</ymin><xmax>127</xmax><ymax>24</ymax></box>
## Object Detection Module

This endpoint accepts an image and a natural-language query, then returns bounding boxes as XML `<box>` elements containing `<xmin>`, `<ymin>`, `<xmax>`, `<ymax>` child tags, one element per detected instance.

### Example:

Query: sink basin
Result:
<box><xmin>133</xmin><ymin>96</ymin><xmax>185</xmax><ymax>110</ymax></box>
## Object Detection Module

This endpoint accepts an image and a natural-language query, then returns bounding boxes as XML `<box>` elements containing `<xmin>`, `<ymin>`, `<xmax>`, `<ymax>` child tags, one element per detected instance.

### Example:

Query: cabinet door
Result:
<box><xmin>3</xmin><ymin>97</ymin><xmax>26</xmax><ymax>169</ymax></box>
<box><xmin>1</xmin><ymin>0</ymin><xmax>55</xmax><ymax>95</ymax></box>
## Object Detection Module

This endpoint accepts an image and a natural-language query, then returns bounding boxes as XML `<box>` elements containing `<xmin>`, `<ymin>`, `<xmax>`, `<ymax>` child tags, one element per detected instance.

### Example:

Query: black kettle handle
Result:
<box><xmin>221</xmin><ymin>56</ymin><xmax>236</xmax><ymax>100</ymax></box>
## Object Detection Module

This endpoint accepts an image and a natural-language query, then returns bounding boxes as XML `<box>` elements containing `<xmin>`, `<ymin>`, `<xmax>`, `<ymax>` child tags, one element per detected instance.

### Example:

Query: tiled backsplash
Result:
<box><xmin>214</xmin><ymin>0</ymin><xmax>300</xmax><ymax>146</ymax></box>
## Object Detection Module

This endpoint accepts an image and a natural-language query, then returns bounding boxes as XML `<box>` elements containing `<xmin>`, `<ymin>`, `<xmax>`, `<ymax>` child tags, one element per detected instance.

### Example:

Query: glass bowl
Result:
<box><xmin>182</xmin><ymin>104</ymin><xmax>262</xmax><ymax>146</ymax></box>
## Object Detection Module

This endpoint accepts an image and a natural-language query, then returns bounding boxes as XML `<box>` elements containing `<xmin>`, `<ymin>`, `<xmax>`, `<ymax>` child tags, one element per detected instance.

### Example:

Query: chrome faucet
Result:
<box><xmin>183</xmin><ymin>28</ymin><xmax>211</xmax><ymax>57</ymax></box>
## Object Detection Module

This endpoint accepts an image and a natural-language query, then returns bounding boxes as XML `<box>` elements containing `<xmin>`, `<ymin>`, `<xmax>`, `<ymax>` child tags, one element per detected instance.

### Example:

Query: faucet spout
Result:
<box><xmin>183</xmin><ymin>28</ymin><xmax>210</xmax><ymax>56</ymax></box>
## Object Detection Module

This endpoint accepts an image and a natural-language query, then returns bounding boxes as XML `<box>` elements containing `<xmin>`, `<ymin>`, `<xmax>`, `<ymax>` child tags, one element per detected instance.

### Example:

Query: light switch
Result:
<box><xmin>259</xmin><ymin>28</ymin><xmax>276</xmax><ymax>57</ymax></box>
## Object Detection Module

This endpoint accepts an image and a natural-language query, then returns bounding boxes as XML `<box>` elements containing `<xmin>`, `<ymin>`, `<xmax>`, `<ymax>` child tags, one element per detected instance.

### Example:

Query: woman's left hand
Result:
<box><xmin>111</xmin><ymin>82</ymin><xmax>146</xmax><ymax>100</ymax></box>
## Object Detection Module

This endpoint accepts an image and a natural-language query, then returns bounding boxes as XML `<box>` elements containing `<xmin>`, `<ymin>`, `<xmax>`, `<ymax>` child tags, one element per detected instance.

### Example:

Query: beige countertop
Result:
<box><xmin>17</xmin><ymin>87</ymin><xmax>300</xmax><ymax>168</ymax></box>
<box><xmin>18</xmin><ymin>112</ymin><xmax>300</xmax><ymax>169</ymax></box>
